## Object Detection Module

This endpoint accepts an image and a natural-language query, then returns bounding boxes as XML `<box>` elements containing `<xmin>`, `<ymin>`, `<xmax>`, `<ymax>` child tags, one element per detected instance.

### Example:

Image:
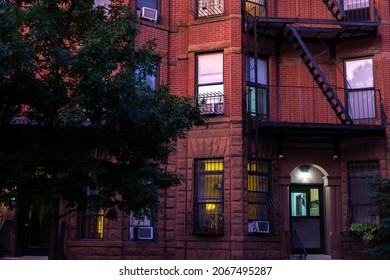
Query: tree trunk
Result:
<box><xmin>48</xmin><ymin>201</ymin><xmax>59</xmax><ymax>260</ymax></box>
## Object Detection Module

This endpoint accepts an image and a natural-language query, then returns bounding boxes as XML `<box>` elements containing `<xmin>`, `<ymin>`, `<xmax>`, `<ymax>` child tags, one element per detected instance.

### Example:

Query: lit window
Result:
<box><xmin>247</xmin><ymin>160</ymin><xmax>271</xmax><ymax>234</ymax></box>
<box><xmin>193</xmin><ymin>159</ymin><xmax>224</xmax><ymax>235</ymax></box>
<box><xmin>245</xmin><ymin>0</ymin><xmax>266</xmax><ymax>18</ymax></box>
<box><xmin>78</xmin><ymin>209</ymin><xmax>104</xmax><ymax>239</ymax></box>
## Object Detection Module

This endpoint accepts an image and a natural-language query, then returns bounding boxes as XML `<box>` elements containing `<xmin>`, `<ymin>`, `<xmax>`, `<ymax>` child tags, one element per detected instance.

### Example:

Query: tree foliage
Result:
<box><xmin>349</xmin><ymin>175</ymin><xmax>390</xmax><ymax>258</ymax></box>
<box><xmin>0</xmin><ymin>0</ymin><xmax>205</xmax><ymax>230</ymax></box>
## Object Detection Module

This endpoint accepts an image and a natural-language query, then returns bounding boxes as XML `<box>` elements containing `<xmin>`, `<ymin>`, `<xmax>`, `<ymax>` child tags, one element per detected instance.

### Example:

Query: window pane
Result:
<box><xmin>246</xmin><ymin>0</ymin><xmax>266</xmax><ymax>17</ymax></box>
<box><xmin>247</xmin><ymin>160</ymin><xmax>271</xmax><ymax>234</ymax></box>
<box><xmin>194</xmin><ymin>159</ymin><xmax>224</xmax><ymax>235</ymax></box>
<box><xmin>79</xmin><ymin>209</ymin><xmax>104</xmax><ymax>239</ymax></box>
<box><xmin>197</xmin><ymin>0</ymin><xmax>224</xmax><ymax>17</ymax></box>
<box><xmin>248</xmin><ymin>57</ymin><xmax>267</xmax><ymax>85</ymax></box>
<box><xmin>198</xmin><ymin>84</ymin><xmax>224</xmax><ymax>95</ymax></box>
<box><xmin>246</xmin><ymin>86</ymin><xmax>267</xmax><ymax>116</ymax></box>
<box><xmin>346</xmin><ymin>58</ymin><xmax>373</xmax><ymax>89</ymax></box>
<box><xmin>137</xmin><ymin>0</ymin><xmax>157</xmax><ymax>10</ymax></box>
<box><xmin>198</xmin><ymin>53</ymin><xmax>223</xmax><ymax>85</ymax></box>
<box><xmin>348</xmin><ymin>89</ymin><xmax>375</xmax><ymax>119</ymax></box>
<box><xmin>344</xmin><ymin>0</ymin><xmax>369</xmax><ymax>10</ymax></box>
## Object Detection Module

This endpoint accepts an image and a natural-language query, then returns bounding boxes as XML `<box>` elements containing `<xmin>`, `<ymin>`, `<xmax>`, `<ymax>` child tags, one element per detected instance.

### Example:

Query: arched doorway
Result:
<box><xmin>289</xmin><ymin>164</ymin><xmax>328</xmax><ymax>254</ymax></box>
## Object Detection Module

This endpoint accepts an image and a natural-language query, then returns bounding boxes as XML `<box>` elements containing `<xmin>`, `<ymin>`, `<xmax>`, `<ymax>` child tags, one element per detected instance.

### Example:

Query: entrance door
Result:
<box><xmin>18</xmin><ymin>204</ymin><xmax>49</xmax><ymax>256</ymax></box>
<box><xmin>290</xmin><ymin>185</ymin><xmax>324</xmax><ymax>254</ymax></box>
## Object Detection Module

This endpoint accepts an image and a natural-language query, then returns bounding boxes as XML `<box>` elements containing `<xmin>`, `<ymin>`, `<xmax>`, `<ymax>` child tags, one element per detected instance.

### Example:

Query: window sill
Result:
<box><xmin>137</xmin><ymin>18</ymin><xmax>169</xmax><ymax>31</ymax></box>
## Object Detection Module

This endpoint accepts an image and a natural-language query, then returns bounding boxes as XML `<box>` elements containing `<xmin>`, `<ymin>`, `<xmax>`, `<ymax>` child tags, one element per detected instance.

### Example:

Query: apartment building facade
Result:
<box><xmin>1</xmin><ymin>0</ymin><xmax>389</xmax><ymax>259</ymax></box>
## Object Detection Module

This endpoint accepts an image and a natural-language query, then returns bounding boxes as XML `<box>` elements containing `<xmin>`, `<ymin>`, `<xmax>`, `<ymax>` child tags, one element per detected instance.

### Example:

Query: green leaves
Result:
<box><xmin>0</xmin><ymin>1</ymin><xmax>206</xmax><ymax>222</ymax></box>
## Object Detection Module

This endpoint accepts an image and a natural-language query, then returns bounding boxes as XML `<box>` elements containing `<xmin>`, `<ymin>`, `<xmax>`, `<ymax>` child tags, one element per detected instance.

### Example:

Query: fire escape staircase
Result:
<box><xmin>285</xmin><ymin>25</ymin><xmax>353</xmax><ymax>124</ymax></box>
<box><xmin>322</xmin><ymin>0</ymin><xmax>344</xmax><ymax>21</ymax></box>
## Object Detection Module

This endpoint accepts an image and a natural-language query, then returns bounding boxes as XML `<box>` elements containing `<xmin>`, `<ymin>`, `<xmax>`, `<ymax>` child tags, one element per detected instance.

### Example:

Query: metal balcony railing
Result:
<box><xmin>196</xmin><ymin>91</ymin><xmax>224</xmax><ymax>115</ymax></box>
<box><xmin>244</xmin><ymin>85</ymin><xmax>385</xmax><ymax>127</ymax></box>
<box><xmin>243</xmin><ymin>0</ymin><xmax>377</xmax><ymax>23</ymax></box>
<box><xmin>189</xmin><ymin>0</ymin><xmax>225</xmax><ymax>19</ymax></box>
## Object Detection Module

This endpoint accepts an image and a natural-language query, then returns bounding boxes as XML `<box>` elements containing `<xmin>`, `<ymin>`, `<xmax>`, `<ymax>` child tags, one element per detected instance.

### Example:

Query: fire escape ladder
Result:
<box><xmin>286</xmin><ymin>25</ymin><xmax>353</xmax><ymax>124</ymax></box>
<box><xmin>322</xmin><ymin>0</ymin><xmax>345</xmax><ymax>21</ymax></box>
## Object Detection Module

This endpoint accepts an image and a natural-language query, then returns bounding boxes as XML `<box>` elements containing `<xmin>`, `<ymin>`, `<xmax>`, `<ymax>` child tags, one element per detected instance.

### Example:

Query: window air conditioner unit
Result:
<box><xmin>135</xmin><ymin>226</ymin><xmax>154</xmax><ymax>240</ymax></box>
<box><xmin>248</xmin><ymin>220</ymin><xmax>270</xmax><ymax>233</ymax></box>
<box><xmin>140</xmin><ymin>7</ymin><xmax>158</xmax><ymax>21</ymax></box>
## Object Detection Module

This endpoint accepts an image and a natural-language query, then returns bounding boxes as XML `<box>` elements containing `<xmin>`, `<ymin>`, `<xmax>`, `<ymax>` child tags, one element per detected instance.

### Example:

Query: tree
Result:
<box><xmin>0</xmin><ymin>0</ymin><xmax>206</xmax><ymax>259</ymax></box>
<box><xmin>349</xmin><ymin>175</ymin><xmax>390</xmax><ymax>259</ymax></box>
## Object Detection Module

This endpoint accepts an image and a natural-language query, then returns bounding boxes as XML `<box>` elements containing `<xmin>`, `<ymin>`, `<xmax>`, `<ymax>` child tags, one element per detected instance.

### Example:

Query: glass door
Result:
<box><xmin>290</xmin><ymin>185</ymin><xmax>324</xmax><ymax>254</ymax></box>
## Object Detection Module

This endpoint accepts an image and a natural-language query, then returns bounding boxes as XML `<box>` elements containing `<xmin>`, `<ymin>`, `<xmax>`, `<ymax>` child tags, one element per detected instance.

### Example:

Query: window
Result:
<box><xmin>245</xmin><ymin>0</ymin><xmax>266</xmax><ymax>18</ymax></box>
<box><xmin>78</xmin><ymin>209</ymin><xmax>104</xmax><ymax>239</ymax></box>
<box><xmin>137</xmin><ymin>0</ymin><xmax>159</xmax><ymax>22</ymax></box>
<box><xmin>345</xmin><ymin>57</ymin><xmax>375</xmax><ymax>119</ymax></box>
<box><xmin>348</xmin><ymin>161</ymin><xmax>380</xmax><ymax>224</ymax></box>
<box><xmin>196</xmin><ymin>52</ymin><xmax>224</xmax><ymax>115</ymax></box>
<box><xmin>247</xmin><ymin>160</ymin><xmax>271</xmax><ymax>234</ymax></box>
<box><xmin>136</xmin><ymin>62</ymin><xmax>159</xmax><ymax>91</ymax></box>
<box><xmin>129</xmin><ymin>211</ymin><xmax>155</xmax><ymax>240</ymax></box>
<box><xmin>246</xmin><ymin>56</ymin><xmax>268</xmax><ymax>118</ymax></box>
<box><xmin>193</xmin><ymin>159</ymin><xmax>224</xmax><ymax>235</ymax></box>
<box><xmin>344</xmin><ymin>0</ymin><xmax>370</xmax><ymax>21</ymax></box>
<box><xmin>197</xmin><ymin>0</ymin><xmax>224</xmax><ymax>18</ymax></box>
<box><xmin>137</xmin><ymin>0</ymin><xmax>158</xmax><ymax>10</ymax></box>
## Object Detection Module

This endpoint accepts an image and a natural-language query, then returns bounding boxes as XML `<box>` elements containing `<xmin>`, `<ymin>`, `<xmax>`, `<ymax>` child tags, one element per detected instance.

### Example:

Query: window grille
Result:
<box><xmin>193</xmin><ymin>159</ymin><xmax>224</xmax><ymax>235</ymax></box>
<box><xmin>348</xmin><ymin>161</ymin><xmax>380</xmax><ymax>224</ymax></box>
<box><xmin>247</xmin><ymin>160</ymin><xmax>272</xmax><ymax>234</ymax></box>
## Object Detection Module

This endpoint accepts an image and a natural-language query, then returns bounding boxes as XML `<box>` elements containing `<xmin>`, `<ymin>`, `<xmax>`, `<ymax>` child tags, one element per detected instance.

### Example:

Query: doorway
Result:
<box><xmin>290</xmin><ymin>184</ymin><xmax>324</xmax><ymax>254</ymax></box>
<box><xmin>18</xmin><ymin>204</ymin><xmax>49</xmax><ymax>256</ymax></box>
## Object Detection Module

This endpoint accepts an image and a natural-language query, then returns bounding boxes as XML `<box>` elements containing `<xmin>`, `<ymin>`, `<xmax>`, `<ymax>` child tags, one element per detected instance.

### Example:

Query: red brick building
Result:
<box><xmin>2</xmin><ymin>0</ymin><xmax>390</xmax><ymax>259</ymax></box>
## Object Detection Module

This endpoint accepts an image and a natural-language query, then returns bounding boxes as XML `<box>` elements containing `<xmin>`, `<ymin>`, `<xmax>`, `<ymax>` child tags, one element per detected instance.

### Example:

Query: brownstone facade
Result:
<box><xmin>2</xmin><ymin>0</ymin><xmax>390</xmax><ymax>260</ymax></box>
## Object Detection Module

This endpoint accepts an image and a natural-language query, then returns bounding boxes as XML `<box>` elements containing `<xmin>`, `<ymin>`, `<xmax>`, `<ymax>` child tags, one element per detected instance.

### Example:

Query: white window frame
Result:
<box><xmin>345</xmin><ymin>57</ymin><xmax>375</xmax><ymax>120</ymax></box>
<box><xmin>196</xmin><ymin>52</ymin><xmax>224</xmax><ymax>115</ymax></box>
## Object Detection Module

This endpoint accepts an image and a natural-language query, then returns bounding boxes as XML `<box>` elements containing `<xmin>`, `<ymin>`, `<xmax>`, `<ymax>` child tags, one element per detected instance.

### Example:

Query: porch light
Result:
<box><xmin>299</xmin><ymin>165</ymin><xmax>310</xmax><ymax>181</ymax></box>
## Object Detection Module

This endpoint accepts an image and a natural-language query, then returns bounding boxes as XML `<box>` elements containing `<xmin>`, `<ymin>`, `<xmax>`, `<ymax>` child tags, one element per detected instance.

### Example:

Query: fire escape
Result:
<box><xmin>242</xmin><ymin>0</ymin><xmax>385</xmax><ymax>160</ymax></box>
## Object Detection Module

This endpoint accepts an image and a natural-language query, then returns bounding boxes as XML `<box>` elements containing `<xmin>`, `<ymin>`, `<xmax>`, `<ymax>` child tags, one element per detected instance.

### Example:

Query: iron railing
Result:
<box><xmin>189</xmin><ymin>0</ymin><xmax>225</xmax><ymax>19</ymax></box>
<box><xmin>243</xmin><ymin>0</ymin><xmax>377</xmax><ymax>23</ymax></box>
<box><xmin>196</xmin><ymin>91</ymin><xmax>224</xmax><ymax>115</ymax></box>
<box><xmin>244</xmin><ymin>85</ymin><xmax>385</xmax><ymax>126</ymax></box>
